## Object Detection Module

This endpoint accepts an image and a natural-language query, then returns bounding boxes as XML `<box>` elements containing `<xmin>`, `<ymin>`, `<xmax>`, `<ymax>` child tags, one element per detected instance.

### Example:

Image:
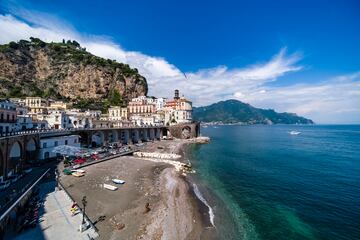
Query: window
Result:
<box><xmin>74</xmin><ymin>139</ymin><xmax>77</xmax><ymax>143</ymax></box>
<box><xmin>54</xmin><ymin>141</ymin><xmax>58</xmax><ymax>146</ymax></box>
<box><xmin>65</xmin><ymin>140</ymin><xmax>68</xmax><ymax>145</ymax></box>
<box><xmin>43</xmin><ymin>142</ymin><xmax>47</xmax><ymax>148</ymax></box>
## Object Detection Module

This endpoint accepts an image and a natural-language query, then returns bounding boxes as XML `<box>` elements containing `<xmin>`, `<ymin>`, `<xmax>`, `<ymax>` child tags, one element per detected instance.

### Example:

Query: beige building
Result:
<box><xmin>49</xmin><ymin>101</ymin><xmax>68</xmax><ymax>110</ymax></box>
<box><xmin>164</xmin><ymin>90</ymin><xmax>193</xmax><ymax>125</ymax></box>
<box><xmin>128</xmin><ymin>100</ymin><xmax>155</xmax><ymax>114</ymax></box>
<box><xmin>108</xmin><ymin>106</ymin><xmax>128</xmax><ymax>121</ymax></box>
<box><xmin>25</xmin><ymin>97</ymin><xmax>48</xmax><ymax>114</ymax></box>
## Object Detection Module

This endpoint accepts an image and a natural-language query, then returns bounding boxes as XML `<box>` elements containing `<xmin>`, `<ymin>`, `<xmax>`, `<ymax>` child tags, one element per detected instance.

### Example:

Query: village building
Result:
<box><xmin>108</xmin><ymin>106</ymin><xmax>128</xmax><ymax>121</ymax></box>
<box><xmin>0</xmin><ymin>100</ymin><xmax>17</xmax><ymax>134</ymax></box>
<box><xmin>24</xmin><ymin>97</ymin><xmax>48</xmax><ymax>114</ymax></box>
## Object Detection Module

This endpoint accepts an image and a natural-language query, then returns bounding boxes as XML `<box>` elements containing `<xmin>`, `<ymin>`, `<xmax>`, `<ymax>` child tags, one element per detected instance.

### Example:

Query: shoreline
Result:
<box><xmin>58</xmin><ymin>139</ymin><xmax>214</xmax><ymax>239</ymax></box>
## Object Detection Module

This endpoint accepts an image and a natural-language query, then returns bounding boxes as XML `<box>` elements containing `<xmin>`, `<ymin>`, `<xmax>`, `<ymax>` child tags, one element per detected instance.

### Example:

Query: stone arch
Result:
<box><xmin>92</xmin><ymin>131</ymin><xmax>105</xmax><ymax>147</ymax></box>
<box><xmin>182</xmin><ymin>126</ymin><xmax>192</xmax><ymax>139</ymax></box>
<box><xmin>108</xmin><ymin>130</ymin><xmax>119</xmax><ymax>143</ymax></box>
<box><xmin>131</xmin><ymin>129</ymin><xmax>139</xmax><ymax>143</ymax></box>
<box><xmin>25</xmin><ymin>137</ymin><xmax>38</xmax><ymax>164</ymax></box>
<box><xmin>8</xmin><ymin>141</ymin><xmax>23</xmax><ymax>176</ymax></box>
<box><xmin>149</xmin><ymin>128</ymin><xmax>155</xmax><ymax>140</ymax></box>
<box><xmin>121</xmin><ymin>130</ymin><xmax>130</xmax><ymax>144</ymax></box>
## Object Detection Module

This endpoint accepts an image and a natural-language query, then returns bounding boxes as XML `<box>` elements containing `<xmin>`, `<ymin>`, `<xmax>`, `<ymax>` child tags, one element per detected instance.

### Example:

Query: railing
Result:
<box><xmin>0</xmin><ymin>168</ymin><xmax>51</xmax><ymax>222</ymax></box>
<box><xmin>0</xmin><ymin>125</ymin><xmax>165</xmax><ymax>139</ymax></box>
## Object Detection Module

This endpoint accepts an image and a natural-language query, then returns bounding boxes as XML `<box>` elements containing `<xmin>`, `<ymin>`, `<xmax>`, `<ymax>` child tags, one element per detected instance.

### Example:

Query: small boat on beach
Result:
<box><xmin>72</xmin><ymin>169</ymin><xmax>86</xmax><ymax>173</ymax></box>
<box><xmin>289</xmin><ymin>131</ymin><xmax>301</xmax><ymax>135</ymax></box>
<box><xmin>112</xmin><ymin>179</ymin><xmax>125</xmax><ymax>184</ymax></box>
<box><xmin>72</xmin><ymin>172</ymin><xmax>85</xmax><ymax>177</ymax></box>
<box><xmin>103</xmin><ymin>183</ymin><xmax>118</xmax><ymax>191</ymax></box>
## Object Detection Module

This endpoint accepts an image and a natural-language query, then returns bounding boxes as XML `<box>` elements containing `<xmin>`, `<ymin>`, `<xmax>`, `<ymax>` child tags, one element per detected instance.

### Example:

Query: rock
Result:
<box><xmin>0</xmin><ymin>39</ymin><xmax>147</xmax><ymax>101</ymax></box>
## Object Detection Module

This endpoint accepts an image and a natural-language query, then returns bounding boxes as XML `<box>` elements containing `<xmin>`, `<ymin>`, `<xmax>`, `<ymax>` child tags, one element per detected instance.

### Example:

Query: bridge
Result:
<box><xmin>0</xmin><ymin>122</ymin><xmax>200</xmax><ymax>181</ymax></box>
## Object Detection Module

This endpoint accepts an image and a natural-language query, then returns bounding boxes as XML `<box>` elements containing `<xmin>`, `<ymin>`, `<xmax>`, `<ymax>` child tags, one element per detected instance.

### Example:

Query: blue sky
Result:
<box><xmin>0</xmin><ymin>0</ymin><xmax>360</xmax><ymax>123</ymax></box>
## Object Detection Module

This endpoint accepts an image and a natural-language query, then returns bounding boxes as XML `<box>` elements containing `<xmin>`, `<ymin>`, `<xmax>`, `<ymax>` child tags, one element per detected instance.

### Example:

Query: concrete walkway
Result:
<box><xmin>14</xmin><ymin>182</ymin><xmax>98</xmax><ymax>240</ymax></box>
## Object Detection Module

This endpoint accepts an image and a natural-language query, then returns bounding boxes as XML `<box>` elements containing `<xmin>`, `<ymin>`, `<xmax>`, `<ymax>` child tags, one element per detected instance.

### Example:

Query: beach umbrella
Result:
<box><xmin>52</xmin><ymin>145</ymin><xmax>84</xmax><ymax>156</ymax></box>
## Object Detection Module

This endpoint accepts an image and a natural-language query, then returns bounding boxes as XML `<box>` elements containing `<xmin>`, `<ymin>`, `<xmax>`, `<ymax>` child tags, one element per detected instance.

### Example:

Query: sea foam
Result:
<box><xmin>193</xmin><ymin>183</ymin><xmax>215</xmax><ymax>227</ymax></box>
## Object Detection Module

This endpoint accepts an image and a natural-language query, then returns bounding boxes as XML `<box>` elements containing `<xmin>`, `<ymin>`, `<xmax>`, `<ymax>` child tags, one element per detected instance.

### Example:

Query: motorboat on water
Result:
<box><xmin>289</xmin><ymin>131</ymin><xmax>301</xmax><ymax>135</ymax></box>
<box><xmin>112</xmin><ymin>179</ymin><xmax>125</xmax><ymax>184</ymax></box>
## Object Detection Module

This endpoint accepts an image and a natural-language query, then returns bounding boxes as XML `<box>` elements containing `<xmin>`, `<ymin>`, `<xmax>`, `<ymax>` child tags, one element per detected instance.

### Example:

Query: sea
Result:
<box><xmin>187</xmin><ymin>124</ymin><xmax>360</xmax><ymax>240</ymax></box>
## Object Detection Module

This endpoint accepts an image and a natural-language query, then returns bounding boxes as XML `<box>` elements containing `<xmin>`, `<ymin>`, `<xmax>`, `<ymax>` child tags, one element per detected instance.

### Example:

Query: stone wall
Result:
<box><xmin>167</xmin><ymin>122</ymin><xmax>200</xmax><ymax>139</ymax></box>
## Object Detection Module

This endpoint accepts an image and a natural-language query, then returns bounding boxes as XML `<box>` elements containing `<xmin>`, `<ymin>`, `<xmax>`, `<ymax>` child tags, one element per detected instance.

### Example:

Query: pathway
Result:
<box><xmin>14</xmin><ymin>181</ymin><xmax>98</xmax><ymax>240</ymax></box>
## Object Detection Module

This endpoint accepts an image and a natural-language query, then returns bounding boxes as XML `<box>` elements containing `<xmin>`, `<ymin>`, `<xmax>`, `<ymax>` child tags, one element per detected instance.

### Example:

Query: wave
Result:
<box><xmin>193</xmin><ymin>183</ymin><xmax>215</xmax><ymax>227</ymax></box>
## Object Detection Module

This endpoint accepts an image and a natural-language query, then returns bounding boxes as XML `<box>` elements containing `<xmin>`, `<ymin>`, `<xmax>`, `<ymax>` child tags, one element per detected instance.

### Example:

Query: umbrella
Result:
<box><xmin>52</xmin><ymin>145</ymin><xmax>85</xmax><ymax>156</ymax></box>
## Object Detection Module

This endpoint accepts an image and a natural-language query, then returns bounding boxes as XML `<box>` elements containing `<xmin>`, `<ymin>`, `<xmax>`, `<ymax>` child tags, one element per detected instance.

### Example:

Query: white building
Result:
<box><xmin>0</xmin><ymin>100</ymin><xmax>17</xmax><ymax>134</ymax></box>
<box><xmin>66</xmin><ymin>110</ymin><xmax>92</xmax><ymax>129</ymax></box>
<box><xmin>39</xmin><ymin>135</ymin><xmax>80</xmax><ymax>160</ymax></box>
<box><xmin>15</xmin><ymin>115</ymin><xmax>34</xmax><ymax>131</ymax></box>
<box><xmin>130</xmin><ymin>115</ymin><xmax>156</xmax><ymax>127</ymax></box>
<box><xmin>38</xmin><ymin>110</ymin><xmax>70</xmax><ymax>129</ymax></box>
<box><xmin>84</xmin><ymin>110</ymin><xmax>102</xmax><ymax>119</ymax></box>
<box><xmin>155</xmin><ymin>97</ymin><xmax>167</xmax><ymax>111</ymax></box>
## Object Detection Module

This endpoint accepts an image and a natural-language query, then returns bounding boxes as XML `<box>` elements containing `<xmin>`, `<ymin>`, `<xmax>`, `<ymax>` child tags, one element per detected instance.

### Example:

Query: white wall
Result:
<box><xmin>39</xmin><ymin>135</ymin><xmax>80</xmax><ymax>160</ymax></box>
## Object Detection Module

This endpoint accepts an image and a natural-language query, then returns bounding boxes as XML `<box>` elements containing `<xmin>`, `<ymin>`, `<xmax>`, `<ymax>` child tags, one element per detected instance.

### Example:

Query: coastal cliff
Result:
<box><xmin>193</xmin><ymin>99</ymin><xmax>314</xmax><ymax>124</ymax></box>
<box><xmin>0</xmin><ymin>38</ymin><xmax>147</xmax><ymax>104</ymax></box>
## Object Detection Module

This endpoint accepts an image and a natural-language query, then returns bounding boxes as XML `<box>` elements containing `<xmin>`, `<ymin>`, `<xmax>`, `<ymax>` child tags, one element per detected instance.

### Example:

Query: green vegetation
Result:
<box><xmin>0</xmin><ymin>38</ymin><xmax>148</xmax><ymax>104</ymax></box>
<box><xmin>193</xmin><ymin>99</ymin><xmax>314</xmax><ymax>124</ymax></box>
<box><xmin>107</xmin><ymin>89</ymin><xmax>123</xmax><ymax>106</ymax></box>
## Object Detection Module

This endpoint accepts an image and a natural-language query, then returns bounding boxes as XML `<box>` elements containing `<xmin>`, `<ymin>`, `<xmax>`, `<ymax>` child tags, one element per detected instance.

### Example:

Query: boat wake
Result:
<box><xmin>193</xmin><ymin>183</ymin><xmax>215</xmax><ymax>227</ymax></box>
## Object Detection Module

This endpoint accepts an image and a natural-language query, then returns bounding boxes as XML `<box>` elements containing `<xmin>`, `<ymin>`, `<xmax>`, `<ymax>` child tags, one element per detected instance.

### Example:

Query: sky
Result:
<box><xmin>0</xmin><ymin>0</ymin><xmax>359</xmax><ymax>123</ymax></box>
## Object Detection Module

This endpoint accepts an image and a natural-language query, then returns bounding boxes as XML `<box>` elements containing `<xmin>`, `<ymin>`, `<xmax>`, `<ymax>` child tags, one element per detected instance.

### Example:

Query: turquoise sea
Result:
<box><xmin>188</xmin><ymin>125</ymin><xmax>360</xmax><ymax>240</ymax></box>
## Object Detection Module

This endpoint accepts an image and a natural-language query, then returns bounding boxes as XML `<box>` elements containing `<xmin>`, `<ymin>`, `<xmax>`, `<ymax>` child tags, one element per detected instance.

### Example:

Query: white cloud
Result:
<box><xmin>0</xmin><ymin>12</ymin><xmax>359</xmax><ymax>123</ymax></box>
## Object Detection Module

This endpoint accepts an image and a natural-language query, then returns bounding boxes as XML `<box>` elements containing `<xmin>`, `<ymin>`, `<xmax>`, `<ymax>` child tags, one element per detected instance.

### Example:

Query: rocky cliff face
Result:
<box><xmin>0</xmin><ymin>38</ymin><xmax>147</xmax><ymax>102</ymax></box>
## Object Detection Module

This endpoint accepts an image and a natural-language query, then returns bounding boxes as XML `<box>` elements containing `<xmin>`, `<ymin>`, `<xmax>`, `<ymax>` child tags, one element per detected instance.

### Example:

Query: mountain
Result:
<box><xmin>0</xmin><ymin>38</ymin><xmax>147</xmax><ymax>108</ymax></box>
<box><xmin>193</xmin><ymin>99</ymin><xmax>314</xmax><ymax>124</ymax></box>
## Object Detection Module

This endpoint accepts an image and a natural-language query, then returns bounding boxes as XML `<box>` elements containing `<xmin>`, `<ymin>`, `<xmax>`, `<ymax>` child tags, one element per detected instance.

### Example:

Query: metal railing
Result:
<box><xmin>0</xmin><ymin>126</ymin><xmax>165</xmax><ymax>139</ymax></box>
<box><xmin>0</xmin><ymin>168</ymin><xmax>51</xmax><ymax>222</ymax></box>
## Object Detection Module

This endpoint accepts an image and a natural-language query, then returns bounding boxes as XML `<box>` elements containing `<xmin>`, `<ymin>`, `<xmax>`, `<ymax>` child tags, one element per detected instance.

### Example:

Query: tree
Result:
<box><xmin>108</xmin><ymin>89</ymin><xmax>123</xmax><ymax>106</ymax></box>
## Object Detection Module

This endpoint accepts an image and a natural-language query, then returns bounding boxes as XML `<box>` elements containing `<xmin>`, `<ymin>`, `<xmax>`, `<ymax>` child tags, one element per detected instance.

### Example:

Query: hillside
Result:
<box><xmin>0</xmin><ymin>38</ymin><xmax>147</xmax><ymax>108</ymax></box>
<box><xmin>193</xmin><ymin>99</ymin><xmax>314</xmax><ymax>124</ymax></box>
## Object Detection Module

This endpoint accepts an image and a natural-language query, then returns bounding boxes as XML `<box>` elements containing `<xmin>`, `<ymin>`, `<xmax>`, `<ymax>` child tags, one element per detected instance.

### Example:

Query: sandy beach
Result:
<box><xmin>59</xmin><ymin>139</ymin><xmax>212</xmax><ymax>240</ymax></box>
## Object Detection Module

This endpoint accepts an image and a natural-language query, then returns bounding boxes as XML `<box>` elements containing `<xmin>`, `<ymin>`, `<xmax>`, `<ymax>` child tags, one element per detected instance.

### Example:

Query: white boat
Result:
<box><xmin>103</xmin><ymin>183</ymin><xmax>118</xmax><ymax>191</ymax></box>
<box><xmin>112</xmin><ymin>179</ymin><xmax>125</xmax><ymax>184</ymax></box>
<box><xmin>72</xmin><ymin>169</ymin><xmax>86</xmax><ymax>173</ymax></box>
<box><xmin>289</xmin><ymin>131</ymin><xmax>301</xmax><ymax>135</ymax></box>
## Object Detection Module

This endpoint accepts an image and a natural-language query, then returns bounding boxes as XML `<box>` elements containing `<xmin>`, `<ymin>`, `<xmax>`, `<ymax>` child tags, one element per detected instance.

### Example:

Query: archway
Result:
<box><xmin>8</xmin><ymin>141</ymin><xmax>22</xmax><ymax>176</ymax></box>
<box><xmin>109</xmin><ymin>130</ymin><xmax>119</xmax><ymax>143</ymax></box>
<box><xmin>182</xmin><ymin>126</ymin><xmax>192</xmax><ymax>139</ymax></box>
<box><xmin>131</xmin><ymin>130</ymin><xmax>139</xmax><ymax>143</ymax></box>
<box><xmin>25</xmin><ymin>138</ymin><xmax>37</xmax><ymax>164</ymax></box>
<box><xmin>91</xmin><ymin>131</ymin><xmax>105</xmax><ymax>147</ymax></box>
<box><xmin>121</xmin><ymin>130</ymin><xmax>130</xmax><ymax>144</ymax></box>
